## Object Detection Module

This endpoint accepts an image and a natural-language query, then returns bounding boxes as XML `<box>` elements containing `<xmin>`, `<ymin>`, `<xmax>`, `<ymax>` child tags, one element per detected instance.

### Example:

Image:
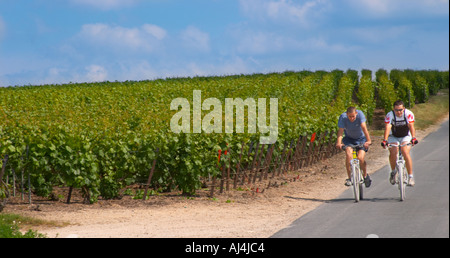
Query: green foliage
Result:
<box><xmin>418</xmin><ymin>70</ymin><xmax>448</xmax><ymax>95</ymax></box>
<box><xmin>376</xmin><ymin>69</ymin><xmax>398</xmax><ymax>113</ymax></box>
<box><xmin>413</xmin><ymin>75</ymin><xmax>430</xmax><ymax>103</ymax></box>
<box><xmin>357</xmin><ymin>70</ymin><xmax>376</xmax><ymax>124</ymax></box>
<box><xmin>0</xmin><ymin>214</ymin><xmax>46</xmax><ymax>238</ymax></box>
<box><xmin>404</xmin><ymin>69</ymin><xmax>430</xmax><ymax>103</ymax></box>
<box><xmin>397</xmin><ymin>76</ymin><xmax>415</xmax><ymax>108</ymax></box>
<box><xmin>390</xmin><ymin>69</ymin><xmax>415</xmax><ymax>108</ymax></box>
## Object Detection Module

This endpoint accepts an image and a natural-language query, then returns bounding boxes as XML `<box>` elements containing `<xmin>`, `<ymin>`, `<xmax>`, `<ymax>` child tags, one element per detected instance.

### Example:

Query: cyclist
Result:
<box><xmin>381</xmin><ymin>100</ymin><xmax>419</xmax><ymax>186</ymax></box>
<box><xmin>336</xmin><ymin>107</ymin><xmax>372</xmax><ymax>187</ymax></box>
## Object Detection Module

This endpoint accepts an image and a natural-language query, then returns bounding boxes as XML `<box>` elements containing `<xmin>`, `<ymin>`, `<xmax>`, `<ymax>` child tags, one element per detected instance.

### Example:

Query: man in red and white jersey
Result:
<box><xmin>381</xmin><ymin>100</ymin><xmax>419</xmax><ymax>186</ymax></box>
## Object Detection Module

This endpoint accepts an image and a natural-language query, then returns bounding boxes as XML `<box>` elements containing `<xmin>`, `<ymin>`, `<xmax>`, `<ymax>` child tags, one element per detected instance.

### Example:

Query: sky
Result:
<box><xmin>0</xmin><ymin>0</ymin><xmax>449</xmax><ymax>87</ymax></box>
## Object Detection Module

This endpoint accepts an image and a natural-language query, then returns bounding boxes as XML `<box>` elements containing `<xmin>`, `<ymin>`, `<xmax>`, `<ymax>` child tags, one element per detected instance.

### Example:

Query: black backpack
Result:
<box><xmin>391</xmin><ymin>110</ymin><xmax>409</xmax><ymax>138</ymax></box>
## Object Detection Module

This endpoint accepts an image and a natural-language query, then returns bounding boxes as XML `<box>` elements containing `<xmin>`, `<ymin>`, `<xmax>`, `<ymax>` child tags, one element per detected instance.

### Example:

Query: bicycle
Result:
<box><xmin>387</xmin><ymin>143</ymin><xmax>412</xmax><ymax>201</ymax></box>
<box><xmin>344</xmin><ymin>144</ymin><xmax>365</xmax><ymax>202</ymax></box>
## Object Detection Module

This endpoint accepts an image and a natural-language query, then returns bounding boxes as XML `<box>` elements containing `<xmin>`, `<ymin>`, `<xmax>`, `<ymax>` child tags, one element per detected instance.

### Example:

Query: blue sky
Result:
<box><xmin>0</xmin><ymin>0</ymin><xmax>448</xmax><ymax>86</ymax></box>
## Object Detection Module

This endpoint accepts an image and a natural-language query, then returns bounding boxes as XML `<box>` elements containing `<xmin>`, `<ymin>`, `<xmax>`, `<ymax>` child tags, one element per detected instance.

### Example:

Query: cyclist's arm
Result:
<box><xmin>383</xmin><ymin>123</ymin><xmax>392</xmax><ymax>143</ymax></box>
<box><xmin>361</xmin><ymin>122</ymin><xmax>372</xmax><ymax>146</ymax></box>
<box><xmin>408</xmin><ymin>121</ymin><xmax>416</xmax><ymax>139</ymax></box>
<box><xmin>336</xmin><ymin>128</ymin><xmax>345</xmax><ymax>149</ymax></box>
<box><xmin>383</xmin><ymin>112</ymin><xmax>393</xmax><ymax>141</ymax></box>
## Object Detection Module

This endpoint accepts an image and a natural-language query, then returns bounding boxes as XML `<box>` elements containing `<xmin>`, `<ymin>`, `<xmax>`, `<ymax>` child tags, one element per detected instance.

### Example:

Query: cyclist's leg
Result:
<box><xmin>358</xmin><ymin>149</ymin><xmax>371</xmax><ymax>187</ymax></box>
<box><xmin>357</xmin><ymin>149</ymin><xmax>367</xmax><ymax>177</ymax></box>
<box><xmin>344</xmin><ymin>147</ymin><xmax>353</xmax><ymax>179</ymax></box>
<box><xmin>354</xmin><ymin>137</ymin><xmax>368</xmax><ymax>177</ymax></box>
<box><xmin>342</xmin><ymin>137</ymin><xmax>354</xmax><ymax>180</ymax></box>
<box><xmin>387</xmin><ymin>136</ymin><xmax>400</xmax><ymax>184</ymax></box>
<box><xmin>400</xmin><ymin>140</ymin><xmax>413</xmax><ymax>176</ymax></box>
<box><xmin>387</xmin><ymin>136</ymin><xmax>400</xmax><ymax>171</ymax></box>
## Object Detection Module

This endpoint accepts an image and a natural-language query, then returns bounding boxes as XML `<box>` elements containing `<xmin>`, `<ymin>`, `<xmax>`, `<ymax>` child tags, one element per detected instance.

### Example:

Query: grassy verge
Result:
<box><xmin>0</xmin><ymin>213</ymin><xmax>48</xmax><ymax>238</ymax></box>
<box><xmin>410</xmin><ymin>88</ymin><xmax>449</xmax><ymax>130</ymax></box>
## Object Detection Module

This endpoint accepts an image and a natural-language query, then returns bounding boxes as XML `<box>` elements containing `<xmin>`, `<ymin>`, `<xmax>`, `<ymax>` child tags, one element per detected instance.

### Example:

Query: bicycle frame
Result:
<box><xmin>388</xmin><ymin>143</ymin><xmax>412</xmax><ymax>201</ymax></box>
<box><xmin>345</xmin><ymin>144</ymin><xmax>365</xmax><ymax>202</ymax></box>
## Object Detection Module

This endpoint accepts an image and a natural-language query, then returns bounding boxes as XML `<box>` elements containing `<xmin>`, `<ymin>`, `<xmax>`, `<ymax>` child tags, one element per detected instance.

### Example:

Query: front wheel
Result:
<box><xmin>398</xmin><ymin>164</ymin><xmax>406</xmax><ymax>201</ymax></box>
<box><xmin>351</xmin><ymin>163</ymin><xmax>360</xmax><ymax>202</ymax></box>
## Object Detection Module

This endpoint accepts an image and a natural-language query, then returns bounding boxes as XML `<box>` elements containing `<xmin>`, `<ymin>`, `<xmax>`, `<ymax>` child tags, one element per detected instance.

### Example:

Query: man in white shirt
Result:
<box><xmin>381</xmin><ymin>100</ymin><xmax>419</xmax><ymax>186</ymax></box>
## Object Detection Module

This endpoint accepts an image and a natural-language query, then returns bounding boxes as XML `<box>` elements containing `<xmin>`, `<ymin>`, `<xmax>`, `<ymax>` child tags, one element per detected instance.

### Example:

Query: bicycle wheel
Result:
<box><xmin>358</xmin><ymin>167</ymin><xmax>364</xmax><ymax>201</ymax></box>
<box><xmin>398</xmin><ymin>163</ymin><xmax>406</xmax><ymax>201</ymax></box>
<box><xmin>351</xmin><ymin>162</ymin><xmax>360</xmax><ymax>202</ymax></box>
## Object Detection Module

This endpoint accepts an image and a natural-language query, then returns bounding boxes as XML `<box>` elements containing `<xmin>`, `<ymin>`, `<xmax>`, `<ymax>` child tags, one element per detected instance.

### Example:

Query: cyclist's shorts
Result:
<box><xmin>388</xmin><ymin>135</ymin><xmax>412</xmax><ymax>145</ymax></box>
<box><xmin>343</xmin><ymin>136</ymin><xmax>368</xmax><ymax>152</ymax></box>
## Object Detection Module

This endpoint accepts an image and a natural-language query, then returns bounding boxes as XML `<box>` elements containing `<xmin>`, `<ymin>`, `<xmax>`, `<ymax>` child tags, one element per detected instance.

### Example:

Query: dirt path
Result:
<box><xmin>4</xmin><ymin>118</ymin><xmax>447</xmax><ymax>238</ymax></box>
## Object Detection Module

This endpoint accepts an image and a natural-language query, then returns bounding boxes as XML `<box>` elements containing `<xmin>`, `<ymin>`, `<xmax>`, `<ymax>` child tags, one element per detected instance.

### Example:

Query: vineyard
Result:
<box><xmin>0</xmin><ymin>69</ymin><xmax>448</xmax><ymax>204</ymax></box>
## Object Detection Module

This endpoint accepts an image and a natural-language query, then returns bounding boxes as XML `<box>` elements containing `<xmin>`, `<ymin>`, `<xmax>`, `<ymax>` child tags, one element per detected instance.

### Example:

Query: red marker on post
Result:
<box><xmin>310</xmin><ymin>132</ymin><xmax>317</xmax><ymax>143</ymax></box>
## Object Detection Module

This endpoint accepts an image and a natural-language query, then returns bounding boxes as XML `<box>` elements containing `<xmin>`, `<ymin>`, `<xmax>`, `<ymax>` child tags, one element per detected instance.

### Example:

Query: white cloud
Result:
<box><xmin>181</xmin><ymin>26</ymin><xmax>210</xmax><ymax>52</ymax></box>
<box><xmin>114</xmin><ymin>60</ymin><xmax>159</xmax><ymax>81</ymax></box>
<box><xmin>232</xmin><ymin>27</ymin><xmax>355</xmax><ymax>56</ymax></box>
<box><xmin>346</xmin><ymin>0</ymin><xmax>449</xmax><ymax>17</ymax></box>
<box><xmin>239</xmin><ymin>0</ymin><xmax>330</xmax><ymax>28</ymax></box>
<box><xmin>46</xmin><ymin>67</ymin><xmax>66</xmax><ymax>83</ymax></box>
<box><xmin>85</xmin><ymin>65</ymin><xmax>108</xmax><ymax>82</ymax></box>
<box><xmin>77</xmin><ymin>23</ymin><xmax>167</xmax><ymax>52</ymax></box>
<box><xmin>70</xmin><ymin>0</ymin><xmax>140</xmax><ymax>10</ymax></box>
<box><xmin>352</xmin><ymin>0</ymin><xmax>389</xmax><ymax>14</ymax></box>
<box><xmin>161</xmin><ymin>57</ymin><xmax>253</xmax><ymax>78</ymax></box>
<box><xmin>216</xmin><ymin>57</ymin><xmax>253</xmax><ymax>76</ymax></box>
<box><xmin>142</xmin><ymin>24</ymin><xmax>167</xmax><ymax>40</ymax></box>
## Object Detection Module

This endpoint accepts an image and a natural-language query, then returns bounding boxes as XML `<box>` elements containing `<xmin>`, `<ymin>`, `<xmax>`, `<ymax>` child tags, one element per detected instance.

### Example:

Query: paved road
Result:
<box><xmin>272</xmin><ymin>120</ymin><xmax>449</xmax><ymax>238</ymax></box>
